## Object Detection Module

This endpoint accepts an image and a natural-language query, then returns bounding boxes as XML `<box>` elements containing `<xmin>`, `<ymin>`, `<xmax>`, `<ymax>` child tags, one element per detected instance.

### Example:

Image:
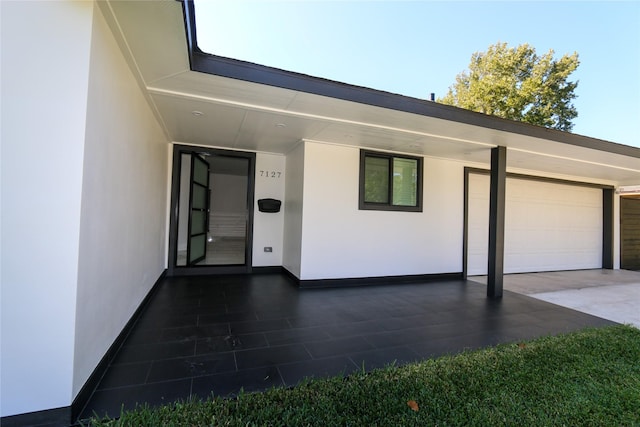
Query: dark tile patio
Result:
<box><xmin>77</xmin><ymin>273</ymin><xmax>615</xmax><ymax>421</ymax></box>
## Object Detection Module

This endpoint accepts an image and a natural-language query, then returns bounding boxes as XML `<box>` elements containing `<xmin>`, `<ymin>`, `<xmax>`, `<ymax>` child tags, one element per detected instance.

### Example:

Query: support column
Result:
<box><xmin>487</xmin><ymin>146</ymin><xmax>507</xmax><ymax>298</ymax></box>
<box><xmin>602</xmin><ymin>188</ymin><xmax>614</xmax><ymax>269</ymax></box>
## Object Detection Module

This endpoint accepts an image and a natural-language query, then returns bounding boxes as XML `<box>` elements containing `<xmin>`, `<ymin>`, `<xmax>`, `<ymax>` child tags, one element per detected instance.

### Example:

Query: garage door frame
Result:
<box><xmin>463</xmin><ymin>167</ymin><xmax>614</xmax><ymax>278</ymax></box>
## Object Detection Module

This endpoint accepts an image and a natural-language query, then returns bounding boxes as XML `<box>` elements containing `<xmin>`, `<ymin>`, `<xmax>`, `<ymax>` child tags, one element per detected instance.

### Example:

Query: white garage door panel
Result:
<box><xmin>468</xmin><ymin>174</ymin><xmax>602</xmax><ymax>275</ymax></box>
<box><xmin>467</xmin><ymin>175</ymin><xmax>491</xmax><ymax>275</ymax></box>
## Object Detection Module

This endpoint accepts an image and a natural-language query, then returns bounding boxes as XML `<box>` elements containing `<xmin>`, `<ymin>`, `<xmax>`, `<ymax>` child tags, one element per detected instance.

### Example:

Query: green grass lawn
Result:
<box><xmin>88</xmin><ymin>325</ymin><xmax>640</xmax><ymax>426</ymax></box>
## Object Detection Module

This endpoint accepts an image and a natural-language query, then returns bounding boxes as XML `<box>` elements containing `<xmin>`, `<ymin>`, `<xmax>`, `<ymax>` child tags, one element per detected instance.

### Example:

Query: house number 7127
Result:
<box><xmin>260</xmin><ymin>171</ymin><xmax>282</xmax><ymax>178</ymax></box>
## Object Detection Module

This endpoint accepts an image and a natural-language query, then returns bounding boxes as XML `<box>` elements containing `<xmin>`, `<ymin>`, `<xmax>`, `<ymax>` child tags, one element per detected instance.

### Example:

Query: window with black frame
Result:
<box><xmin>359</xmin><ymin>150</ymin><xmax>423</xmax><ymax>212</ymax></box>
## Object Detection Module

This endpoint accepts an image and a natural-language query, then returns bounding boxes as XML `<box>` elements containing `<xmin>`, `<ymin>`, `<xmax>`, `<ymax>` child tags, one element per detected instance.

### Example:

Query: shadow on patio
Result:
<box><xmin>78</xmin><ymin>273</ymin><xmax>614</xmax><ymax>421</ymax></box>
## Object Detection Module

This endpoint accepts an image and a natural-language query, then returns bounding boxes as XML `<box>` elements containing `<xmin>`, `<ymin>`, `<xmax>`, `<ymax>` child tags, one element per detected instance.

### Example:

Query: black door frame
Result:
<box><xmin>186</xmin><ymin>154</ymin><xmax>210</xmax><ymax>265</ymax></box>
<box><xmin>167</xmin><ymin>144</ymin><xmax>256</xmax><ymax>276</ymax></box>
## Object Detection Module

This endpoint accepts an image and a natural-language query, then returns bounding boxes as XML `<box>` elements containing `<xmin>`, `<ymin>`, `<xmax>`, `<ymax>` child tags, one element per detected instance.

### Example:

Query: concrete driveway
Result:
<box><xmin>471</xmin><ymin>269</ymin><xmax>640</xmax><ymax>328</ymax></box>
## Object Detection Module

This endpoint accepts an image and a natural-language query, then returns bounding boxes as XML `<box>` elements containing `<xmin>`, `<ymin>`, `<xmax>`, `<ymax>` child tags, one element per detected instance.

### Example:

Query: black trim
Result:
<box><xmin>358</xmin><ymin>149</ymin><xmax>423</xmax><ymax>212</ymax></box>
<box><xmin>186</xmin><ymin>154</ymin><xmax>209</xmax><ymax>265</ymax></box>
<box><xmin>282</xmin><ymin>267</ymin><xmax>302</xmax><ymax>285</ymax></box>
<box><xmin>285</xmin><ymin>269</ymin><xmax>463</xmax><ymax>289</ymax></box>
<box><xmin>179</xmin><ymin>1</ymin><xmax>640</xmax><ymax>161</ymax></box>
<box><xmin>252</xmin><ymin>266</ymin><xmax>285</xmax><ymax>274</ymax></box>
<box><xmin>602</xmin><ymin>189</ymin><xmax>614</xmax><ymax>269</ymax></box>
<box><xmin>179</xmin><ymin>0</ymin><xmax>198</xmax><ymax>69</ymax></box>
<box><xmin>169</xmin><ymin>265</ymin><xmax>253</xmax><ymax>276</ymax></box>
<box><xmin>487</xmin><ymin>147</ymin><xmax>507</xmax><ymax>298</ymax></box>
<box><xmin>167</xmin><ymin>145</ymin><xmax>256</xmax><ymax>276</ymax></box>
<box><xmin>462</xmin><ymin>170</ymin><xmax>470</xmax><ymax>280</ymax></box>
<box><xmin>464</xmin><ymin>167</ymin><xmax>615</xmax><ymax>190</ymax></box>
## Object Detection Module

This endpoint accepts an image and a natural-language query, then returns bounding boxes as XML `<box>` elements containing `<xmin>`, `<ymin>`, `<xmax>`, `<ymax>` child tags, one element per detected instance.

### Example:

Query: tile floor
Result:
<box><xmin>77</xmin><ymin>273</ymin><xmax>615</xmax><ymax>422</ymax></box>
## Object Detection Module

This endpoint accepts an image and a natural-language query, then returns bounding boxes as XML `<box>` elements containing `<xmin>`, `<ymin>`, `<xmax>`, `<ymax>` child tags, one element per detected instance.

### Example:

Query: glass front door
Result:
<box><xmin>171</xmin><ymin>146</ymin><xmax>254</xmax><ymax>274</ymax></box>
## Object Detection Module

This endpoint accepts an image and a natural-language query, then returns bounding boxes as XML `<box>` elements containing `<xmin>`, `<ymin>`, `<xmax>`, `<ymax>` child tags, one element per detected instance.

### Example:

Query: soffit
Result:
<box><xmin>100</xmin><ymin>0</ymin><xmax>191</xmax><ymax>83</ymax></box>
<box><xmin>104</xmin><ymin>0</ymin><xmax>640</xmax><ymax>186</ymax></box>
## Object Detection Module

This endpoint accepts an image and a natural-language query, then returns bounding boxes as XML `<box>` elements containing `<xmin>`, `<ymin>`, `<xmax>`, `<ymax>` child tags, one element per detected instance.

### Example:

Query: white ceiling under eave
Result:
<box><xmin>100</xmin><ymin>0</ymin><xmax>640</xmax><ymax>186</ymax></box>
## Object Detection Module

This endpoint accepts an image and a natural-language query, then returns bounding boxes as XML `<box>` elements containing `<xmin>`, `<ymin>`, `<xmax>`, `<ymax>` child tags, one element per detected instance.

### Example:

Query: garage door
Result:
<box><xmin>467</xmin><ymin>174</ymin><xmax>603</xmax><ymax>275</ymax></box>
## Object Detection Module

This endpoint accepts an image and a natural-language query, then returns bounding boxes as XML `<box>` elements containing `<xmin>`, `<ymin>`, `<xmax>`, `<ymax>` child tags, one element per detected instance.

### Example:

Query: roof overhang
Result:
<box><xmin>99</xmin><ymin>0</ymin><xmax>640</xmax><ymax>186</ymax></box>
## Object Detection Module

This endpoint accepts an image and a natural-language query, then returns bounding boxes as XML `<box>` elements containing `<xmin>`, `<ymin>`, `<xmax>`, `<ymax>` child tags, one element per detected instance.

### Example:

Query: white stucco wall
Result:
<box><xmin>283</xmin><ymin>143</ymin><xmax>305</xmax><ymax>277</ymax></box>
<box><xmin>0</xmin><ymin>0</ymin><xmax>94</xmax><ymax>417</ymax></box>
<box><xmin>72</xmin><ymin>4</ymin><xmax>168</xmax><ymax>398</ymax></box>
<box><xmin>253</xmin><ymin>153</ymin><xmax>286</xmax><ymax>266</ymax></box>
<box><xmin>298</xmin><ymin>141</ymin><xmax>464</xmax><ymax>280</ymax></box>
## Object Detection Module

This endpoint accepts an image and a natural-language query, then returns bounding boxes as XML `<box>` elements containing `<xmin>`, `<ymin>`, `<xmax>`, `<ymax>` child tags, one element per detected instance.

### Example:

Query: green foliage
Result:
<box><xmin>363</xmin><ymin>156</ymin><xmax>389</xmax><ymax>203</ymax></box>
<box><xmin>439</xmin><ymin>42</ymin><xmax>579</xmax><ymax>131</ymax></box>
<box><xmin>86</xmin><ymin>325</ymin><xmax>640</xmax><ymax>426</ymax></box>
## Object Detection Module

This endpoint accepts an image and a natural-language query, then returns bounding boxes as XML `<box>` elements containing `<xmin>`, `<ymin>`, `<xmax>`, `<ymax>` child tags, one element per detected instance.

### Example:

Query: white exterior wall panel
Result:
<box><xmin>73</xmin><ymin>4</ymin><xmax>169</xmax><ymax>398</ymax></box>
<box><xmin>282</xmin><ymin>143</ymin><xmax>305</xmax><ymax>277</ymax></box>
<box><xmin>299</xmin><ymin>141</ymin><xmax>463</xmax><ymax>280</ymax></box>
<box><xmin>1</xmin><ymin>1</ymin><xmax>94</xmax><ymax>416</ymax></box>
<box><xmin>252</xmin><ymin>153</ymin><xmax>286</xmax><ymax>266</ymax></box>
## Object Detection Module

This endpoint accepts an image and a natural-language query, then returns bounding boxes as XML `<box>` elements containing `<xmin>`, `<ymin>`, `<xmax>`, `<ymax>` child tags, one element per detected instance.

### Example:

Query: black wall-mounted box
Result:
<box><xmin>258</xmin><ymin>198</ymin><xmax>281</xmax><ymax>213</ymax></box>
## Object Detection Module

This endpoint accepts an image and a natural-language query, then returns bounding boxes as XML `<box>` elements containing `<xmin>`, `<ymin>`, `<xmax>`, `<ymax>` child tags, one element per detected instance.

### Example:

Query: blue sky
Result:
<box><xmin>195</xmin><ymin>1</ymin><xmax>640</xmax><ymax>148</ymax></box>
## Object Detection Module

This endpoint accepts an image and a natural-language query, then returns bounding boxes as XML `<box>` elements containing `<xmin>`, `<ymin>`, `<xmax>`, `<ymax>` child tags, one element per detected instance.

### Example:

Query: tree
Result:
<box><xmin>439</xmin><ymin>43</ymin><xmax>579</xmax><ymax>131</ymax></box>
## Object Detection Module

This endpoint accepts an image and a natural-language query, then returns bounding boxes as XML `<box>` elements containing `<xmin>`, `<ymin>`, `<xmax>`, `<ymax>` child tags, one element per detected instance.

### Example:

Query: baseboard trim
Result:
<box><xmin>70</xmin><ymin>269</ymin><xmax>167</xmax><ymax>423</ymax></box>
<box><xmin>251</xmin><ymin>266</ymin><xmax>285</xmax><ymax>274</ymax></box>
<box><xmin>285</xmin><ymin>270</ymin><xmax>464</xmax><ymax>289</ymax></box>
